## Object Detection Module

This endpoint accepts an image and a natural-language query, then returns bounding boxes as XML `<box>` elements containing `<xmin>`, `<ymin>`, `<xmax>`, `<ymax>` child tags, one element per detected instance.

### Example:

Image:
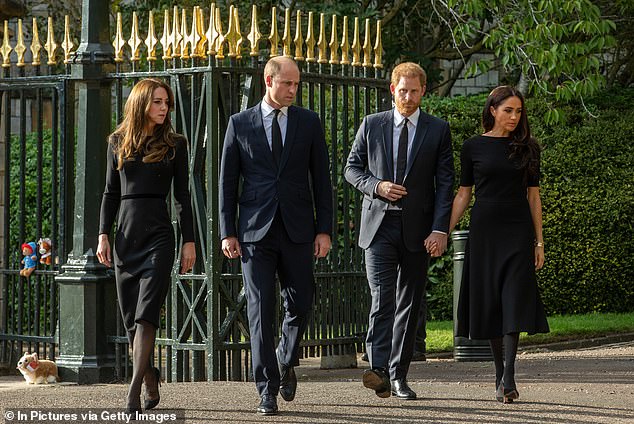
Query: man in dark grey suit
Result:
<box><xmin>219</xmin><ymin>57</ymin><xmax>332</xmax><ymax>415</ymax></box>
<box><xmin>345</xmin><ymin>62</ymin><xmax>454</xmax><ymax>400</ymax></box>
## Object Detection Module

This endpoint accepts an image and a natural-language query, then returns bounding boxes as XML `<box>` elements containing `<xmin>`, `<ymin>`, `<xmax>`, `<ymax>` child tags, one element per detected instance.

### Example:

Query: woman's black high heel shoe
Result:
<box><xmin>144</xmin><ymin>367</ymin><xmax>161</xmax><ymax>410</ymax></box>
<box><xmin>502</xmin><ymin>387</ymin><xmax>519</xmax><ymax>403</ymax></box>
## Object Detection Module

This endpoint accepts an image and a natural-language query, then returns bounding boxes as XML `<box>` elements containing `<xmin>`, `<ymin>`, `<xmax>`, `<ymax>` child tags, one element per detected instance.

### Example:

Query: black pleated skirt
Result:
<box><xmin>456</xmin><ymin>199</ymin><xmax>549</xmax><ymax>339</ymax></box>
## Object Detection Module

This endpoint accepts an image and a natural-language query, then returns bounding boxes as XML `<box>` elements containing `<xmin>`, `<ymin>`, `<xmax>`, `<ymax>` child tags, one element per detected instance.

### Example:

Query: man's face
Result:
<box><xmin>265</xmin><ymin>62</ymin><xmax>300</xmax><ymax>108</ymax></box>
<box><xmin>390</xmin><ymin>76</ymin><xmax>425</xmax><ymax>117</ymax></box>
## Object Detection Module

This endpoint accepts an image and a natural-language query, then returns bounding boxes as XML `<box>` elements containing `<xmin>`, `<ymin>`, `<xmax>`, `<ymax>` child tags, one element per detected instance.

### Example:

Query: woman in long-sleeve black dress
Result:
<box><xmin>96</xmin><ymin>78</ymin><xmax>196</xmax><ymax>412</ymax></box>
<box><xmin>448</xmin><ymin>86</ymin><xmax>549</xmax><ymax>404</ymax></box>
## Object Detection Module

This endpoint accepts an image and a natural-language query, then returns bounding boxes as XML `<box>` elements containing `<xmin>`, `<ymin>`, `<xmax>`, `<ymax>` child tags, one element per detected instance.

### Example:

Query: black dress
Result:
<box><xmin>456</xmin><ymin>135</ymin><xmax>549</xmax><ymax>339</ymax></box>
<box><xmin>99</xmin><ymin>134</ymin><xmax>194</xmax><ymax>333</ymax></box>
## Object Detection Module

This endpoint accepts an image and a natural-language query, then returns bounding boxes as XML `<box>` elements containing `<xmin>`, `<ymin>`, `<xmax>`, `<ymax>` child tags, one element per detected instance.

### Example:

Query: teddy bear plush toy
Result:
<box><xmin>38</xmin><ymin>238</ymin><xmax>53</xmax><ymax>266</ymax></box>
<box><xmin>20</xmin><ymin>242</ymin><xmax>37</xmax><ymax>277</ymax></box>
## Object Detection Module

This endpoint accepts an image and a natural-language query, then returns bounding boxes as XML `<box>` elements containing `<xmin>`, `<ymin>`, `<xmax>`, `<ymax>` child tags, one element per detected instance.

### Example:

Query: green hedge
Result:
<box><xmin>421</xmin><ymin>87</ymin><xmax>634</xmax><ymax>319</ymax></box>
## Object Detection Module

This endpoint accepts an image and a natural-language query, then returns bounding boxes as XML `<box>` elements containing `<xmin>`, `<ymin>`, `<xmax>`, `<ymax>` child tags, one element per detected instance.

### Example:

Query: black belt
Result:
<box><xmin>120</xmin><ymin>193</ymin><xmax>166</xmax><ymax>200</ymax></box>
<box><xmin>385</xmin><ymin>209</ymin><xmax>403</xmax><ymax>216</ymax></box>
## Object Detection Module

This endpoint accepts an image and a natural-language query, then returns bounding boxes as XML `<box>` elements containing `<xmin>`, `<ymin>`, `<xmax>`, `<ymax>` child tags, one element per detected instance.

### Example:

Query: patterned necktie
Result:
<box><xmin>395</xmin><ymin>118</ymin><xmax>408</xmax><ymax>185</ymax></box>
<box><xmin>272</xmin><ymin>109</ymin><xmax>282</xmax><ymax>167</ymax></box>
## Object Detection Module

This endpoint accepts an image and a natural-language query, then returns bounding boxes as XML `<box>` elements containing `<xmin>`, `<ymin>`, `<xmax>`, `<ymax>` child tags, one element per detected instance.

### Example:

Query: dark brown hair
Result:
<box><xmin>482</xmin><ymin>85</ymin><xmax>540</xmax><ymax>181</ymax></box>
<box><xmin>110</xmin><ymin>78</ymin><xmax>176</xmax><ymax>169</ymax></box>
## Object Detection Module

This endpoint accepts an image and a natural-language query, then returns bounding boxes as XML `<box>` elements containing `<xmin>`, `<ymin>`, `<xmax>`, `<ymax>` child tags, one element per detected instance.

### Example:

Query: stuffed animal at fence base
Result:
<box><xmin>16</xmin><ymin>352</ymin><xmax>59</xmax><ymax>384</ymax></box>
<box><xmin>38</xmin><ymin>238</ymin><xmax>53</xmax><ymax>266</ymax></box>
<box><xmin>19</xmin><ymin>242</ymin><xmax>37</xmax><ymax>277</ymax></box>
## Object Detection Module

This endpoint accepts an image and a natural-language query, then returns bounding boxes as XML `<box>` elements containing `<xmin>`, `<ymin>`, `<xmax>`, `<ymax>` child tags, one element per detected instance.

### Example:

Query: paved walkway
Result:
<box><xmin>1</xmin><ymin>341</ymin><xmax>633</xmax><ymax>423</ymax></box>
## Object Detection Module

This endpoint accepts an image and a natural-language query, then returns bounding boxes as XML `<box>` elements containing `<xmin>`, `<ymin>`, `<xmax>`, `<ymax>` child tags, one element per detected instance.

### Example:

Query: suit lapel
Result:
<box><xmin>250</xmin><ymin>103</ymin><xmax>277</xmax><ymax>170</ymax></box>
<box><xmin>381</xmin><ymin>111</ymin><xmax>394</xmax><ymax>179</ymax></box>
<box><xmin>404</xmin><ymin>111</ymin><xmax>429</xmax><ymax>182</ymax></box>
<box><xmin>279</xmin><ymin>106</ymin><xmax>298</xmax><ymax>172</ymax></box>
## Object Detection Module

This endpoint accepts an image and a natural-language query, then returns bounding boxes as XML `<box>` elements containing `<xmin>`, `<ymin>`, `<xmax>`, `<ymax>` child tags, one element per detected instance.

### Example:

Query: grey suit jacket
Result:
<box><xmin>344</xmin><ymin>109</ymin><xmax>454</xmax><ymax>251</ymax></box>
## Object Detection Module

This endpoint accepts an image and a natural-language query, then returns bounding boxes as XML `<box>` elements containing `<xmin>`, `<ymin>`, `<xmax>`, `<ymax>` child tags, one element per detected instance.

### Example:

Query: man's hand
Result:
<box><xmin>221</xmin><ymin>236</ymin><xmax>242</xmax><ymax>259</ymax></box>
<box><xmin>377</xmin><ymin>181</ymin><xmax>407</xmax><ymax>201</ymax></box>
<box><xmin>424</xmin><ymin>232</ymin><xmax>448</xmax><ymax>258</ymax></box>
<box><xmin>314</xmin><ymin>233</ymin><xmax>331</xmax><ymax>258</ymax></box>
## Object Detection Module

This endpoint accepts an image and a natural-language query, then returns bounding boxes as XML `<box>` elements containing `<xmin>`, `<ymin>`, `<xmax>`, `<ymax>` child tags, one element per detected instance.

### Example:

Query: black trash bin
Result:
<box><xmin>452</xmin><ymin>230</ymin><xmax>493</xmax><ymax>361</ymax></box>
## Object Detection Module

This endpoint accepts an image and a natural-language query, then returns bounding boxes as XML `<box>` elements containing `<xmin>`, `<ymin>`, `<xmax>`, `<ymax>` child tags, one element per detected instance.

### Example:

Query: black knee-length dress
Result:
<box><xmin>455</xmin><ymin>135</ymin><xmax>549</xmax><ymax>339</ymax></box>
<box><xmin>99</xmin><ymin>134</ymin><xmax>194</xmax><ymax>333</ymax></box>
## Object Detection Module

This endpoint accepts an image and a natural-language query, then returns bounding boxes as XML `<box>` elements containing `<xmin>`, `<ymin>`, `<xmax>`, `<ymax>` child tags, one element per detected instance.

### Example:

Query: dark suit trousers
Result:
<box><xmin>364</xmin><ymin>212</ymin><xmax>429</xmax><ymax>380</ymax></box>
<box><xmin>241</xmin><ymin>211</ymin><xmax>315</xmax><ymax>397</ymax></box>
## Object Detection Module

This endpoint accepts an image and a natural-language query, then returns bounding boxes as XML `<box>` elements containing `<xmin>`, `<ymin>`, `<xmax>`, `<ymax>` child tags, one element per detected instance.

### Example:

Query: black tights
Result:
<box><xmin>127</xmin><ymin>320</ymin><xmax>158</xmax><ymax>408</ymax></box>
<box><xmin>489</xmin><ymin>332</ymin><xmax>519</xmax><ymax>390</ymax></box>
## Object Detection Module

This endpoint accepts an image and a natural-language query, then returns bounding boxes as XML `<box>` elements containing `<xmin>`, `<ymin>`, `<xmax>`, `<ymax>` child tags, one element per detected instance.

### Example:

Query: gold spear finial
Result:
<box><xmin>340</xmin><ymin>16</ymin><xmax>350</xmax><ymax>65</ymax></box>
<box><xmin>305</xmin><ymin>12</ymin><xmax>315</xmax><ymax>62</ymax></box>
<box><xmin>62</xmin><ymin>15</ymin><xmax>75</xmax><ymax>63</ymax></box>
<box><xmin>128</xmin><ymin>11</ymin><xmax>142</xmax><ymax>62</ymax></box>
<box><xmin>214</xmin><ymin>7</ymin><xmax>225</xmax><ymax>59</ymax></box>
<box><xmin>171</xmin><ymin>6</ymin><xmax>182</xmax><ymax>58</ymax></box>
<box><xmin>225</xmin><ymin>5</ymin><xmax>242</xmax><ymax>58</ymax></box>
<box><xmin>362</xmin><ymin>18</ymin><xmax>371</xmax><ymax>67</ymax></box>
<box><xmin>194</xmin><ymin>6</ymin><xmax>207</xmax><ymax>57</ymax></box>
<box><xmin>0</xmin><ymin>21</ymin><xmax>12</xmax><ymax>68</ymax></box>
<box><xmin>180</xmin><ymin>8</ymin><xmax>190</xmax><ymax>59</ymax></box>
<box><xmin>44</xmin><ymin>16</ymin><xmax>57</xmax><ymax>65</ymax></box>
<box><xmin>268</xmin><ymin>7</ymin><xmax>279</xmax><ymax>58</ymax></box>
<box><xmin>113</xmin><ymin>12</ymin><xmax>126</xmax><ymax>62</ymax></box>
<box><xmin>328</xmin><ymin>14</ymin><xmax>339</xmax><ymax>65</ymax></box>
<box><xmin>160</xmin><ymin>9</ymin><xmax>172</xmax><ymax>60</ymax></box>
<box><xmin>146</xmin><ymin>10</ymin><xmax>159</xmax><ymax>62</ymax></box>
<box><xmin>205</xmin><ymin>3</ymin><xmax>217</xmax><ymax>56</ymax></box>
<box><xmin>15</xmin><ymin>19</ymin><xmax>26</xmax><ymax>67</ymax></box>
<box><xmin>282</xmin><ymin>8</ymin><xmax>291</xmax><ymax>58</ymax></box>
<box><xmin>30</xmin><ymin>17</ymin><xmax>42</xmax><ymax>66</ymax></box>
<box><xmin>317</xmin><ymin>13</ymin><xmax>327</xmax><ymax>64</ymax></box>
<box><xmin>247</xmin><ymin>4</ymin><xmax>261</xmax><ymax>57</ymax></box>
<box><xmin>351</xmin><ymin>17</ymin><xmax>361</xmax><ymax>66</ymax></box>
<box><xmin>293</xmin><ymin>10</ymin><xmax>304</xmax><ymax>61</ymax></box>
<box><xmin>373</xmin><ymin>19</ymin><xmax>383</xmax><ymax>69</ymax></box>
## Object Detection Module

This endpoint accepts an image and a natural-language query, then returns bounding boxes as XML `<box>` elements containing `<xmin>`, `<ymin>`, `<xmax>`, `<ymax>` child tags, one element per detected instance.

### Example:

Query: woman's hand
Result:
<box><xmin>180</xmin><ymin>242</ymin><xmax>196</xmax><ymax>273</ymax></box>
<box><xmin>96</xmin><ymin>234</ymin><xmax>112</xmax><ymax>268</ymax></box>
<box><xmin>535</xmin><ymin>245</ymin><xmax>545</xmax><ymax>270</ymax></box>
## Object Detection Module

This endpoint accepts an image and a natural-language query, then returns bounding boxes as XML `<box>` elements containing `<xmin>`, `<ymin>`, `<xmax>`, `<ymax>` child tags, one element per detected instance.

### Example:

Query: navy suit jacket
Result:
<box><xmin>344</xmin><ymin>109</ymin><xmax>454</xmax><ymax>251</ymax></box>
<box><xmin>219</xmin><ymin>102</ymin><xmax>333</xmax><ymax>244</ymax></box>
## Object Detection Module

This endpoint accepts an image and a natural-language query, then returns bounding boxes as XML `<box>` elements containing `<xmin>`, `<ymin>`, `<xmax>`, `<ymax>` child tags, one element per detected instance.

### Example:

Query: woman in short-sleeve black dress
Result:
<box><xmin>96</xmin><ymin>79</ymin><xmax>196</xmax><ymax>413</ymax></box>
<box><xmin>448</xmin><ymin>86</ymin><xmax>549</xmax><ymax>404</ymax></box>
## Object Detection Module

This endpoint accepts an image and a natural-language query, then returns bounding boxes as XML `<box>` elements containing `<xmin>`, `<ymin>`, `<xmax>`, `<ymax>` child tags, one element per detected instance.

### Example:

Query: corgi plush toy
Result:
<box><xmin>16</xmin><ymin>352</ymin><xmax>59</xmax><ymax>384</ymax></box>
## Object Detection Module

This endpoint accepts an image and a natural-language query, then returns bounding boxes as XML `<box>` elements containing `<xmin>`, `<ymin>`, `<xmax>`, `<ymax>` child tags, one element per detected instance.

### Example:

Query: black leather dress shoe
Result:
<box><xmin>256</xmin><ymin>395</ymin><xmax>278</xmax><ymax>415</ymax></box>
<box><xmin>279</xmin><ymin>364</ymin><xmax>297</xmax><ymax>401</ymax></box>
<box><xmin>362</xmin><ymin>368</ymin><xmax>391</xmax><ymax>398</ymax></box>
<box><xmin>391</xmin><ymin>378</ymin><xmax>417</xmax><ymax>400</ymax></box>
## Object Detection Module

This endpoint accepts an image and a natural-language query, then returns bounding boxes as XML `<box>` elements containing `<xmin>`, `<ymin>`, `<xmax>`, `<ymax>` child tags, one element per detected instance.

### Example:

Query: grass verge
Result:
<box><xmin>426</xmin><ymin>312</ymin><xmax>634</xmax><ymax>353</ymax></box>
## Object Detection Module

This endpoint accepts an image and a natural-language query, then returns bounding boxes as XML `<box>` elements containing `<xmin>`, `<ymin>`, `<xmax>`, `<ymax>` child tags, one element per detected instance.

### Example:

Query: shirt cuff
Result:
<box><xmin>432</xmin><ymin>230</ymin><xmax>447</xmax><ymax>235</ymax></box>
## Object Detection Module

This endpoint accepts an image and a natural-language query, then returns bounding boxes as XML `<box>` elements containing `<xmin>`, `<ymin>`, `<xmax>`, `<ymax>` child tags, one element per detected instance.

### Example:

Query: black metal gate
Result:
<box><xmin>0</xmin><ymin>5</ymin><xmax>390</xmax><ymax>382</ymax></box>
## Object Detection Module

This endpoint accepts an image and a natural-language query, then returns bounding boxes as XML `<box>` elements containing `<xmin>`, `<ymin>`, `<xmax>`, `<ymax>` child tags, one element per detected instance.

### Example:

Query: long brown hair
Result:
<box><xmin>482</xmin><ymin>85</ymin><xmax>540</xmax><ymax>181</ymax></box>
<box><xmin>110</xmin><ymin>78</ymin><xmax>175</xmax><ymax>169</ymax></box>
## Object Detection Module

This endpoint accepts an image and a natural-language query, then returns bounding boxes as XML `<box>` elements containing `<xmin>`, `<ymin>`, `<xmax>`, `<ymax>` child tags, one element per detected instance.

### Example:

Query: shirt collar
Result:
<box><xmin>261</xmin><ymin>99</ymin><xmax>288</xmax><ymax>117</ymax></box>
<box><xmin>393</xmin><ymin>108</ymin><xmax>419</xmax><ymax>128</ymax></box>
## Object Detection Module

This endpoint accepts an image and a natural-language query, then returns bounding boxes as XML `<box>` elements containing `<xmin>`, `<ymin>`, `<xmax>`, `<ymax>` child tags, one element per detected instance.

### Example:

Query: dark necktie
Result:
<box><xmin>395</xmin><ymin>118</ymin><xmax>408</xmax><ymax>185</ymax></box>
<box><xmin>272</xmin><ymin>109</ymin><xmax>283</xmax><ymax>167</ymax></box>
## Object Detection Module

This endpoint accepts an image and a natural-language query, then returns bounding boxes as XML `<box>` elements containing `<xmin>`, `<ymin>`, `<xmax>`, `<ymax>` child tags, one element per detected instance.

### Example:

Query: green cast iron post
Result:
<box><xmin>55</xmin><ymin>0</ymin><xmax>117</xmax><ymax>384</ymax></box>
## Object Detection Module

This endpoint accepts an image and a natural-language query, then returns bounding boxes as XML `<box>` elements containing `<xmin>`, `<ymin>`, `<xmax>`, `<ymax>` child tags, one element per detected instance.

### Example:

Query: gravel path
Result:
<box><xmin>1</xmin><ymin>342</ymin><xmax>632</xmax><ymax>423</ymax></box>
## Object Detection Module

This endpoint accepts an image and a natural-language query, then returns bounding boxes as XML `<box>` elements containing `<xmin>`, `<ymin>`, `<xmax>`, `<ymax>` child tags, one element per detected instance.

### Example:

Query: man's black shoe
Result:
<box><xmin>256</xmin><ymin>395</ymin><xmax>278</xmax><ymax>415</ymax></box>
<box><xmin>391</xmin><ymin>378</ymin><xmax>417</xmax><ymax>400</ymax></box>
<box><xmin>277</xmin><ymin>348</ymin><xmax>297</xmax><ymax>401</ymax></box>
<box><xmin>362</xmin><ymin>368</ymin><xmax>391</xmax><ymax>398</ymax></box>
<box><xmin>411</xmin><ymin>350</ymin><xmax>426</xmax><ymax>362</ymax></box>
<box><xmin>279</xmin><ymin>365</ymin><xmax>297</xmax><ymax>401</ymax></box>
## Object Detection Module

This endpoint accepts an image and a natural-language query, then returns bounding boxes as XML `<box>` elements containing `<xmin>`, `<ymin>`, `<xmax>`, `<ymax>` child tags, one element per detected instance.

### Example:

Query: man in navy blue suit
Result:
<box><xmin>345</xmin><ymin>62</ymin><xmax>454</xmax><ymax>400</ymax></box>
<box><xmin>219</xmin><ymin>56</ymin><xmax>332</xmax><ymax>415</ymax></box>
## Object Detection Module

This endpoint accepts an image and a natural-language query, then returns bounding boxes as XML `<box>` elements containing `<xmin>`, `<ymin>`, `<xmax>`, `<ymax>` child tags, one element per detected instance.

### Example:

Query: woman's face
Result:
<box><xmin>490</xmin><ymin>95</ymin><xmax>522</xmax><ymax>135</ymax></box>
<box><xmin>146</xmin><ymin>87</ymin><xmax>169</xmax><ymax>131</ymax></box>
